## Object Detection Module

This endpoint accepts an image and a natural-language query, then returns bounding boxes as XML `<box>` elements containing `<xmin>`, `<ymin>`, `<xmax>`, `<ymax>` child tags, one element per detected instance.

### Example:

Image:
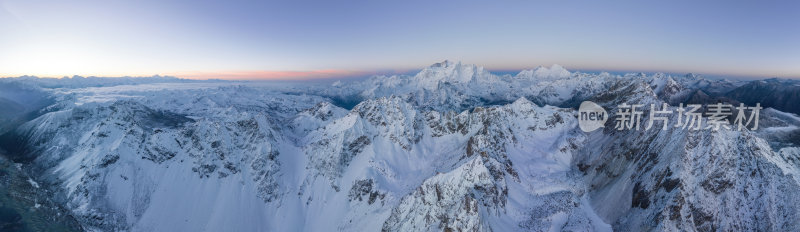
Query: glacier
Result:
<box><xmin>0</xmin><ymin>61</ymin><xmax>799</xmax><ymax>231</ymax></box>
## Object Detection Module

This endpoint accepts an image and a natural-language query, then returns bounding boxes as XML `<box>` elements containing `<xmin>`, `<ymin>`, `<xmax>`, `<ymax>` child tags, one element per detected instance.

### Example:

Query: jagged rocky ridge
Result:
<box><xmin>0</xmin><ymin>62</ymin><xmax>798</xmax><ymax>231</ymax></box>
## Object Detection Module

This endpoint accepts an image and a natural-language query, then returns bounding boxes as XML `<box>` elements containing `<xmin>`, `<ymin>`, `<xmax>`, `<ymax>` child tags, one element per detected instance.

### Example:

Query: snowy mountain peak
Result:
<box><xmin>516</xmin><ymin>64</ymin><xmax>572</xmax><ymax>80</ymax></box>
<box><xmin>413</xmin><ymin>61</ymin><xmax>491</xmax><ymax>87</ymax></box>
<box><xmin>681</xmin><ymin>73</ymin><xmax>705</xmax><ymax>81</ymax></box>
<box><xmin>509</xmin><ymin>97</ymin><xmax>535</xmax><ymax>110</ymax></box>
<box><xmin>4</xmin><ymin>61</ymin><xmax>799</xmax><ymax>232</ymax></box>
<box><xmin>429</xmin><ymin>59</ymin><xmax>457</xmax><ymax>68</ymax></box>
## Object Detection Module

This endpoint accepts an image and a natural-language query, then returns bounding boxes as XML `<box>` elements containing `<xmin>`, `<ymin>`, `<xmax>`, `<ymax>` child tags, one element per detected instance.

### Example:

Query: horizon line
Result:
<box><xmin>2</xmin><ymin>65</ymin><xmax>798</xmax><ymax>81</ymax></box>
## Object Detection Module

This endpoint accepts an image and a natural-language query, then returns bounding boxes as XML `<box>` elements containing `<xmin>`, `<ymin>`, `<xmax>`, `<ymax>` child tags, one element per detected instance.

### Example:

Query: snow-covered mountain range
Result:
<box><xmin>1</xmin><ymin>61</ymin><xmax>799</xmax><ymax>231</ymax></box>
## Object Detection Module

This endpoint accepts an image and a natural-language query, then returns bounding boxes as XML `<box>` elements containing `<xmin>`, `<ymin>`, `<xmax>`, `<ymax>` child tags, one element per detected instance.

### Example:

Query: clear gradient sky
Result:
<box><xmin>1</xmin><ymin>0</ymin><xmax>798</xmax><ymax>79</ymax></box>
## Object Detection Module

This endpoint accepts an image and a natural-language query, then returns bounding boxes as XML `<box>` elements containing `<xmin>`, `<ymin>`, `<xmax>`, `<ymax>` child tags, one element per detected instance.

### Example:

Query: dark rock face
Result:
<box><xmin>349</xmin><ymin>179</ymin><xmax>385</xmax><ymax>205</ymax></box>
<box><xmin>726</xmin><ymin>78</ymin><xmax>800</xmax><ymax>115</ymax></box>
<box><xmin>573</xmin><ymin>79</ymin><xmax>800</xmax><ymax>231</ymax></box>
<box><xmin>341</xmin><ymin>136</ymin><xmax>371</xmax><ymax>168</ymax></box>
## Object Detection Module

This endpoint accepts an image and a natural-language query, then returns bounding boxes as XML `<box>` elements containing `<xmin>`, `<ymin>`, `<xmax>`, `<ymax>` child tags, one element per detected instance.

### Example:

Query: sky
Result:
<box><xmin>0</xmin><ymin>0</ymin><xmax>798</xmax><ymax>79</ymax></box>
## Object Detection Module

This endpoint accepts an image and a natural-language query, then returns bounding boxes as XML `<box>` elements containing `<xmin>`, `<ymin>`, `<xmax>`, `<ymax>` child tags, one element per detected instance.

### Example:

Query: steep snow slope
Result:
<box><xmin>10</xmin><ymin>83</ymin><xmax>613</xmax><ymax>231</ymax></box>
<box><xmin>571</xmin><ymin>79</ymin><xmax>800</xmax><ymax>231</ymax></box>
<box><xmin>3</xmin><ymin>61</ymin><xmax>799</xmax><ymax>231</ymax></box>
<box><xmin>7</xmin><ymin>84</ymin><xmax>331</xmax><ymax>231</ymax></box>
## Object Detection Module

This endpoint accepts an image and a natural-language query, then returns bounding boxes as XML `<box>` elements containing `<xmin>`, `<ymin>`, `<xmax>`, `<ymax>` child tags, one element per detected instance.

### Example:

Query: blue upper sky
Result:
<box><xmin>1</xmin><ymin>0</ymin><xmax>798</xmax><ymax>79</ymax></box>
